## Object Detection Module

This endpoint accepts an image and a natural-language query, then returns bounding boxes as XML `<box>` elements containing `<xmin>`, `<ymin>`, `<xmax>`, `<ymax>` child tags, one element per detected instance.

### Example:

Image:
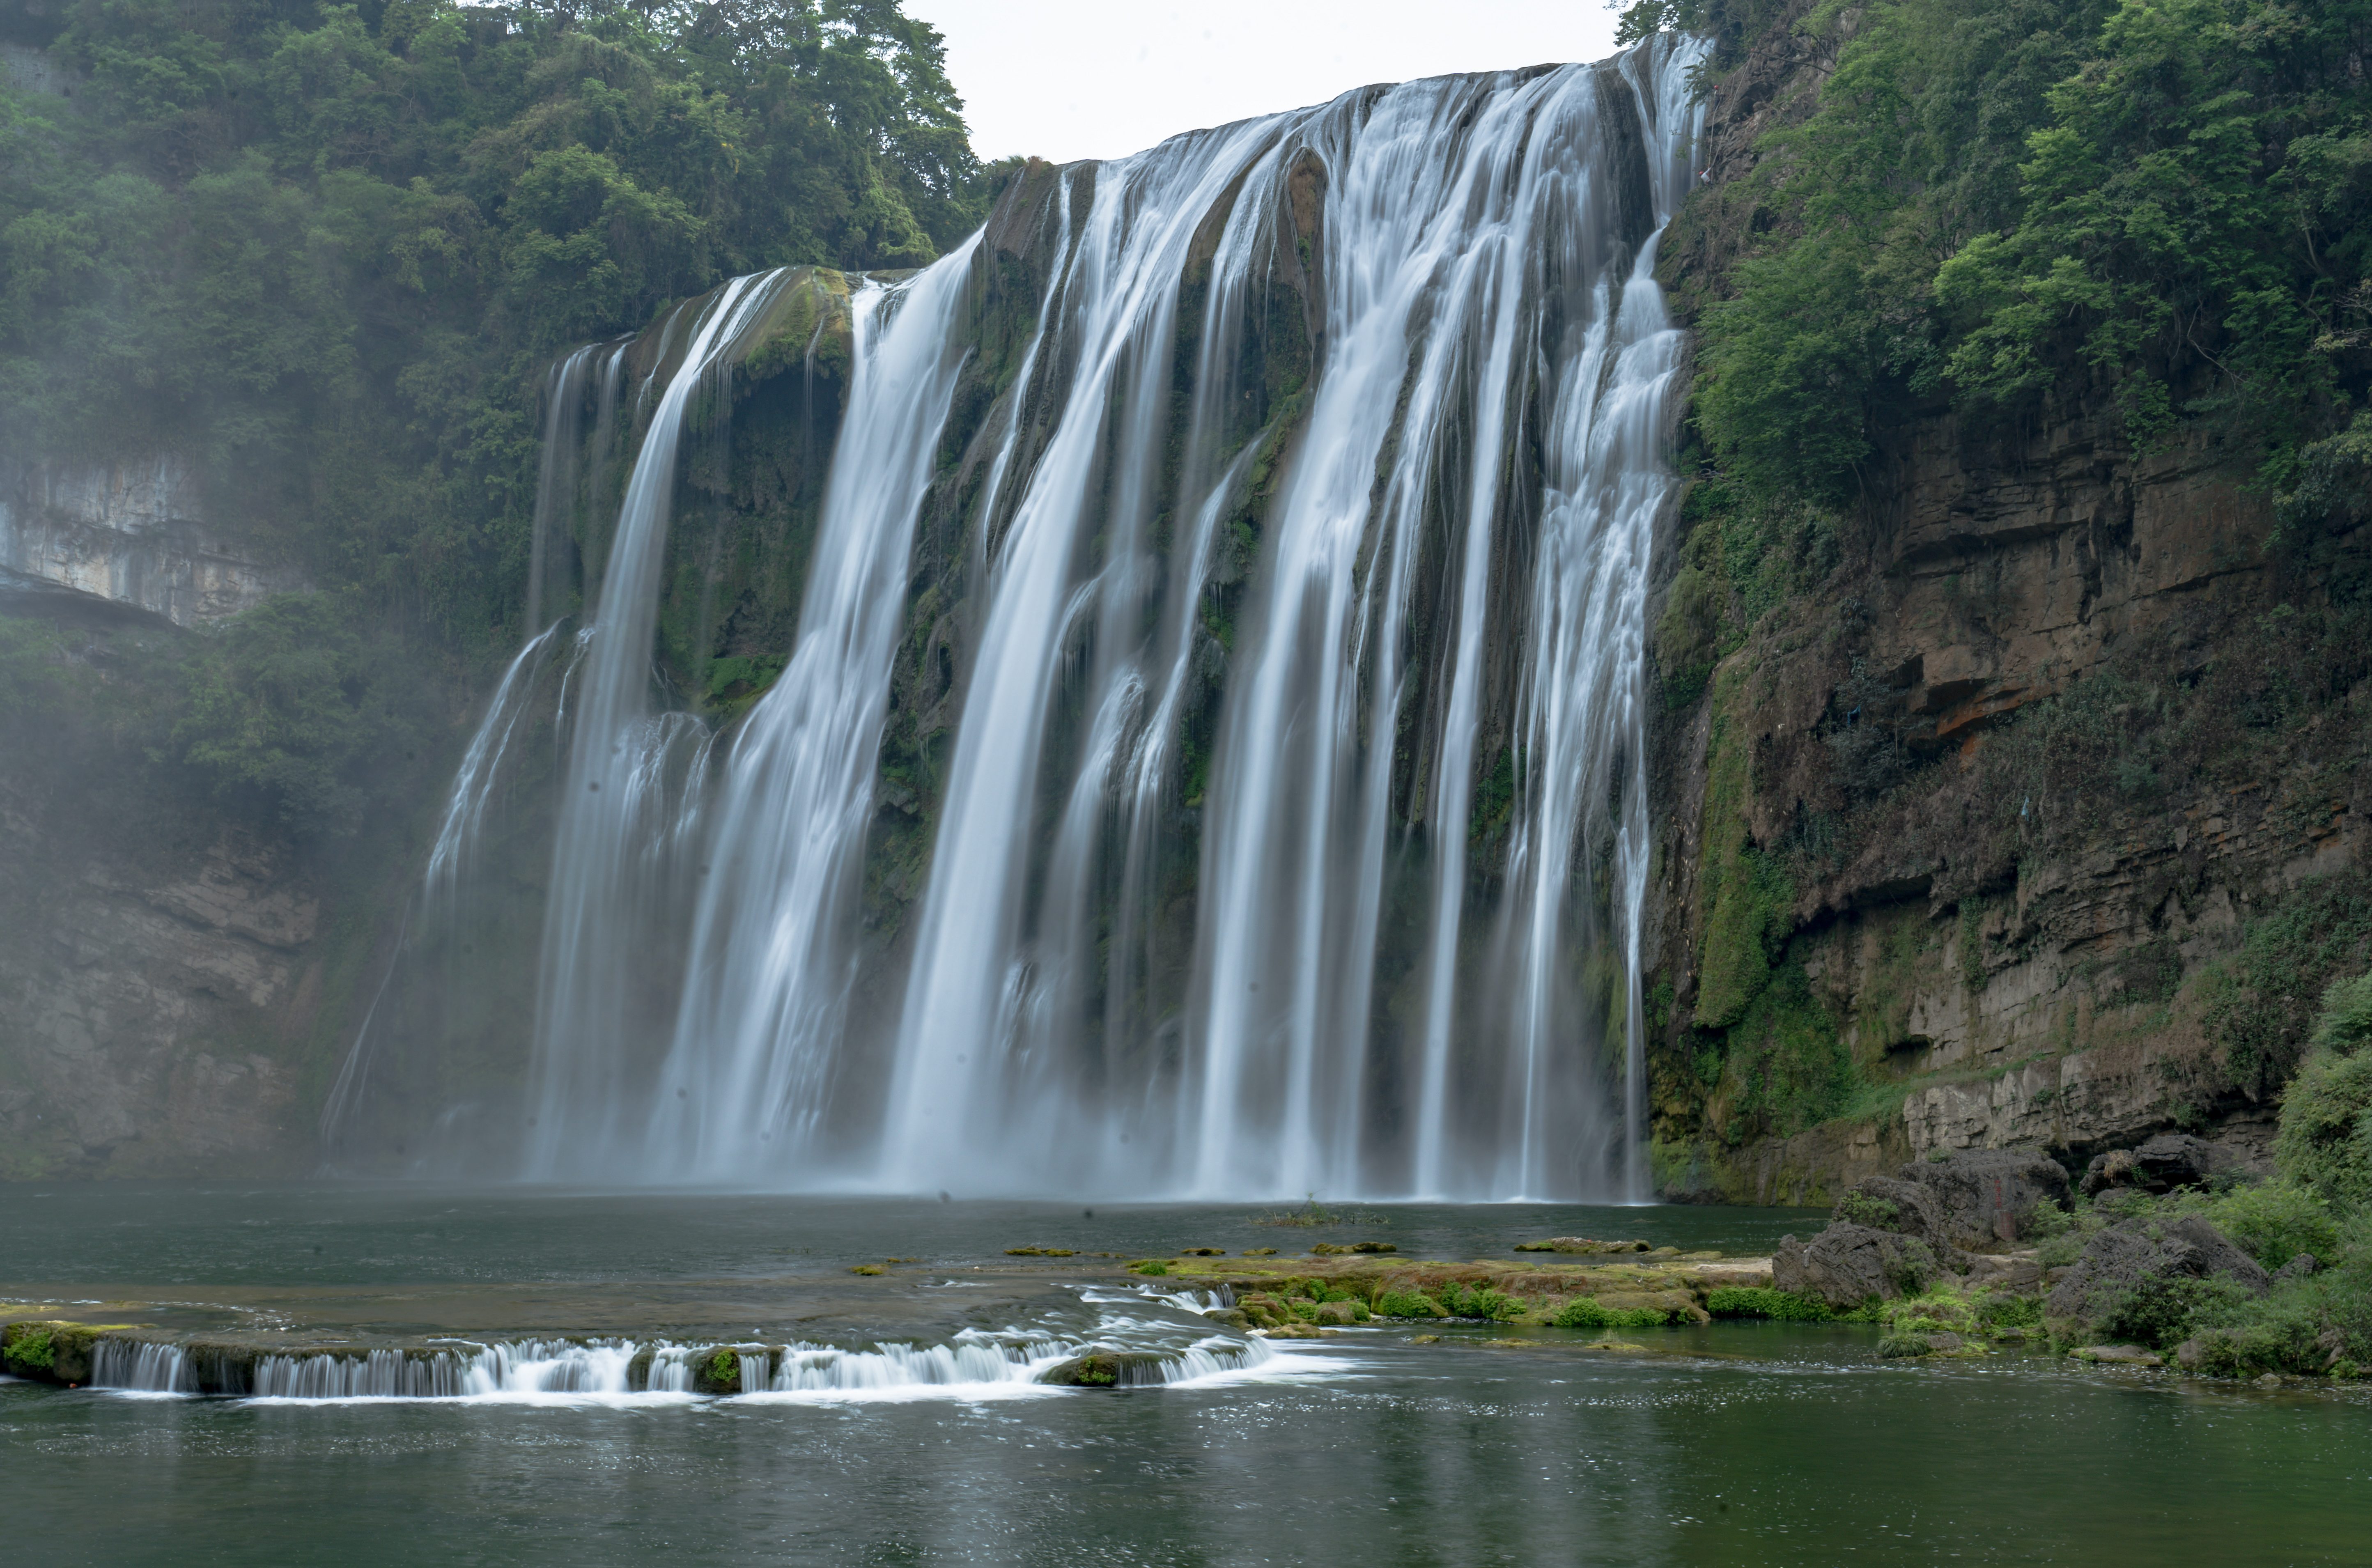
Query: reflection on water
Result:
<box><xmin>4</xmin><ymin>1189</ymin><xmax>2367</xmax><ymax>1564</ymax></box>
<box><xmin>9</xmin><ymin>1327</ymin><xmax>2370</xmax><ymax>1566</ymax></box>
<box><xmin>0</xmin><ymin>1185</ymin><xmax>1819</xmax><ymax>1288</ymax></box>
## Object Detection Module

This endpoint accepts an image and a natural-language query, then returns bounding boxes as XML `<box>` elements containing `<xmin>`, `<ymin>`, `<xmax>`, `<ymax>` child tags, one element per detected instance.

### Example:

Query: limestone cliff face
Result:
<box><xmin>0</xmin><ymin>459</ymin><xmax>301</xmax><ymax>627</ymax></box>
<box><xmin>1640</xmin><ymin>25</ymin><xmax>2371</xmax><ymax>1203</ymax></box>
<box><xmin>0</xmin><ymin>751</ymin><xmax>342</xmax><ymax>1177</ymax></box>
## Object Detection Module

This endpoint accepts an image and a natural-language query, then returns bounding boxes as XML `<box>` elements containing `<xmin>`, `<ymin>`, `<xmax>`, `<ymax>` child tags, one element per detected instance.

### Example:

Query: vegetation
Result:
<box><xmin>1678</xmin><ymin>0</ymin><xmax>2372</xmax><ymax>505</ymax></box>
<box><xmin>0</xmin><ymin>0</ymin><xmax>997</xmax><ymax>831</ymax></box>
<box><xmin>1705</xmin><ymin>1285</ymin><xmax>1831</xmax><ymax>1320</ymax></box>
<box><xmin>1552</xmin><ymin>1296</ymin><xmax>1685</xmax><ymax>1330</ymax></box>
<box><xmin>2040</xmin><ymin>971</ymin><xmax>2372</xmax><ymax>1376</ymax></box>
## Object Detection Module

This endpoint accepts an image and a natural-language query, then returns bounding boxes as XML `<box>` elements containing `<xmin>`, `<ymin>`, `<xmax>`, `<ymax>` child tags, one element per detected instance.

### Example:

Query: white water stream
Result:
<box><xmin>388</xmin><ymin>37</ymin><xmax>1705</xmax><ymax>1201</ymax></box>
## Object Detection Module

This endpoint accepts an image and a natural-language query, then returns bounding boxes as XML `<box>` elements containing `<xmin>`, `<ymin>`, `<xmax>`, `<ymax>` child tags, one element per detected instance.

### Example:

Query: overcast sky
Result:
<box><xmin>907</xmin><ymin>1</ymin><xmax>1627</xmax><ymax>165</ymax></box>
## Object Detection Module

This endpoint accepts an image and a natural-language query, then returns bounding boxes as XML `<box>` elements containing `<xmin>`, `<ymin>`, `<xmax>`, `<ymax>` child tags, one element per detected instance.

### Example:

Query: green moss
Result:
<box><xmin>1730</xmin><ymin>962</ymin><xmax>1856</xmax><ymax>1136</ymax></box>
<box><xmin>1693</xmin><ymin>664</ymin><xmax>1796</xmax><ymax>1029</ymax></box>
<box><xmin>1705</xmin><ymin>1286</ymin><xmax>1832</xmax><ymax>1321</ymax></box>
<box><xmin>1552</xmin><ymin>1297</ymin><xmax>1678</xmax><ymax>1330</ymax></box>
<box><xmin>1436</xmin><ymin>1282</ymin><xmax>1526</xmax><ymax>1321</ymax></box>
<box><xmin>2</xmin><ymin>1323</ymin><xmax>55</xmax><ymax>1373</ymax></box>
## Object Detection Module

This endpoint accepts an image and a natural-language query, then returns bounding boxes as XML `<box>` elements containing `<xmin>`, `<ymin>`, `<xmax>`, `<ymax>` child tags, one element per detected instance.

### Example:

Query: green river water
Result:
<box><xmin>2</xmin><ymin>1185</ymin><xmax>2365</xmax><ymax>1565</ymax></box>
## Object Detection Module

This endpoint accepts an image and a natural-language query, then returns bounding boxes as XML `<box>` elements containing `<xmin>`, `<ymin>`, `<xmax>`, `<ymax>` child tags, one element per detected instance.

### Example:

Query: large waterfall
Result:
<box><xmin>377</xmin><ymin>36</ymin><xmax>1706</xmax><ymax>1200</ymax></box>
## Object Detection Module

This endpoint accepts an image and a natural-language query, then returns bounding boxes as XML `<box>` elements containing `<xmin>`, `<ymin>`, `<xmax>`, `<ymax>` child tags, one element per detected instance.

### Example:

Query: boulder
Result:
<box><xmin>1513</xmin><ymin>1238</ymin><xmax>1651</xmax><ymax>1254</ymax></box>
<box><xmin>1901</xmin><ymin>1147</ymin><xmax>2071</xmax><ymax>1248</ymax></box>
<box><xmin>1772</xmin><ymin>1224</ymin><xmax>1941</xmax><ymax>1308</ymax></box>
<box><xmin>1037</xmin><ymin>1352</ymin><xmax>1173</xmax><ymax>1387</ymax></box>
<box><xmin>2044</xmin><ymin>1215</ymin><xmax>2270</xmax><ymax>1329</ymax></box>
<box><xmin>1832</xmin><ymin>1176</ymin><xmax>1950</xmax><ymax>1248</ymax></box>
<box><xmin>2070</xmin><ymin>1344</ymin><xmax>2163</xmax><ymax>1367</ymax></box>
<box><xmin>2271</xmin><ymin>1253</ymin><xmax>2319</xmax><ymax>1283</ymax></box>
<box><xmin>1960</xmin><ymin>1252</ymin><xmax>2044</xmax><ymax>1292</ymax></box>
<box><xmin>2080</xmin><ymin>1133</ymin><xmax>2220</xmax><ymax>1197</ymax></box>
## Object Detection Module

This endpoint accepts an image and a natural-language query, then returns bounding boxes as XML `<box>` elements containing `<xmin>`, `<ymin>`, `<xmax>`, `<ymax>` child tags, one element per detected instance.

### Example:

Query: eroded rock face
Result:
<box><xmin>2080</xmin><ymin>1133</ymin><xmax>2223</xmax><ymax>1197</ymax></box>
<box><xmin>1642</xmin><ymin>0</ymin><xmax>2354</xmax><ymax>1208</ymax></box>
<box><xmin>1772</xmin><ymin>1224</ymin><xmax>1941</xmax><ymax>1308</ymax></box>
<box><xmin>0</xmin><ymin>459</ymin><xmax>299</xmax><ymax>626</ymax></box>
<box><xmin>2044</xmin><ymin>1216</ymin><xmax>2269</xmax><ymax>1329</ymax></box>
<box><xmin>0</xmin><ymin>781</ymin><xmax>326</xmax><ymax>1177</ymax></box>
<box><xmin>1905</xmin><ymin>1148</ymin><xmax>2071</xmax><ymax>1249</ymax></box>
<box><xmin>1832</xmin><ymin>1147</ymin><xmax>2071</xmax><ymax>1254</ymax></box>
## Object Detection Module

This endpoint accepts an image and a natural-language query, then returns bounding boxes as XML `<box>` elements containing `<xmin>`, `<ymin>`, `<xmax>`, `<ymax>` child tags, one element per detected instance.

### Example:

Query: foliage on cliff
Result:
<box><xmin>1684</xmin><ymin>0</ymin><xmax>2372</xmax><ymax>505</ymax></box>
<box><xmin>0</xmin><ymin>0</ymin><xmax>994</xmax><ymax>831</ymax></box>
<box><xmin>0</xmin><ymin>0</ymin><xmax>994</xmax><ymax>654</ymax></box>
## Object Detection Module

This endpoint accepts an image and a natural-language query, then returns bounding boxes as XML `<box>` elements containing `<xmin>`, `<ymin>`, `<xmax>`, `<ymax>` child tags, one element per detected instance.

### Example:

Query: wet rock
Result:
<box><xmin>1176</xmin><ymin>1247</ymin><xmax>1224</xmax><ymax>1256</ymax></box>
<box><xmin>2080</xmin><ymin>1133</ymin><xmax>2220</xmax><ymax>1197</ymax></box>
<box><xmin>1311</xmin><ymin>1301</ymin><xmax>1364</xmax><ymax>1326</ymax></box>
<box><xmin>0</xmin><ymin>1320</ymin><xmax>119</xmax><ymax>1385</ymax></box>
<box><xmin>1773</xmin><ymin>1224</ymin><xmax>1942</xmax><ymax>1308</ymax></box>
<box><xmin>1259</xmin><ymin>1323</ymin><xmax>1333</xmax><ymax>1340</ymax></box>
<box><xmin>1309</xmin><ymin>1241</ymin><xmax>1394</xmax><ymax>1254</ymax></box>
<box><xmin>1513</xmin><ymin>1238</ymin><xmax>1650</xmax><ymax>1254</ymax></box>
<box><xmin>2071</xmin><ymin>1345</ymin><xmax>2163</xmax><ymax>1367</ymax></box>
<box><xmin>1003</xmin><ymin>1246</ymin><xmax>1075</xmax><ymax>1257</ymax></box>
<box><xmin>2045</xmin><ymin>1216</ymin><xmax>2269</xmax><ymax>1329</ymax></box>
<box><xmin>1036</xmin><ymin>1352</ymin><xmax>1174</xmax><ymax>1387</ymax></box>
<box><xmin>1879</xmin><ymin>1331</ymin><xmax>1966</xmax><ymax>1358</ymax></box>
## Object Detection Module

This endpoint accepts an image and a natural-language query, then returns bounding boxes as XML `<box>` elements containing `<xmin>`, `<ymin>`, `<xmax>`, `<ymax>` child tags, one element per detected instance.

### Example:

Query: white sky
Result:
<box><xmin>909</xmin><ymin>1</ymin><xmax>1627</xmax><ymax>165</ymax></box>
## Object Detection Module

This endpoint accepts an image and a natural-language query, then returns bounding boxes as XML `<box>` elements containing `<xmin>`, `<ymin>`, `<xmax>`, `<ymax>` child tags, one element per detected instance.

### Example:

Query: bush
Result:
<box><xmin>2175</xmin><ymin>1182</ymin><xmax>2342</xmax><ymax>1272</ymax></box>
<box><xmin>1373</xmin><ymin>1289</ymin><xmax>1444</xmax><ymax>1319</ymax></box>
<box><xmin>2089</xmin><ymin>1275</ymin><xmax>2259</xmax><ymax>1353</ymax></box>
<box><xmin>1436</xmin><ymin>1282</ymin><xmax>1526</xmax><ymax>1322</ymax></box>
<box><xmin>1705</xmin><ymin>1286</ymin><xmax>1831</xmax><ymax>1322</ymax></box>
<box><xmin>2273</xmin><ymin>972</ymin><xmax>2372</xmax><ymax>1208</ymax></box>
<box><xmin>2180</xmin><ymin>1216</ymin><xmax>2372</xmax><ymax>1377</ymax></box>
<box><xmin>1553</xmin><ymin>1297</ymin><xmax>1679</xmax><ymax>1331</ymax></box>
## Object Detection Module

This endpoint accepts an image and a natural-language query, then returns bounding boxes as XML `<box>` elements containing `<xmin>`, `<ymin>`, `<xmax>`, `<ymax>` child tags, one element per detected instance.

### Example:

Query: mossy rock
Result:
<box><xmin>1036</xmin><ymin>1352</ymin><xmax>1173</xmax><ymax>1387</ymax></box>
<box><xmin>2</xmin><ymin>1320</ymin><xmax>128</xmax><ymax>1385</ymax></box>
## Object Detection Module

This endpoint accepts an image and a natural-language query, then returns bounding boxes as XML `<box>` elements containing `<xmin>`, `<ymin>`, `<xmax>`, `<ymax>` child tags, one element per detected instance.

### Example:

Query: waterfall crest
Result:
<box><xmin>378</xmin><ymin>36</ymin><xmax>1706</xmax><ymax>1199</ymax></box>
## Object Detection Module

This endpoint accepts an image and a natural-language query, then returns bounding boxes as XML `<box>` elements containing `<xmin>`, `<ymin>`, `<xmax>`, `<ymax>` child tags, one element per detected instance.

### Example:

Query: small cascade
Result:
<box><xmin>460</xmin><ymin>1339</ymin><xmax>642</xmax><ymax>1395</ymax></box>
<box><xmin>253</xmin><ymin>1349</ymin><xmax>471</xmax><ymax>1399</ymax></box>
<box><xmin>90</xmin><ymin>1340</ymin><xmax>195</xmax><ymax>1394</ymax></box>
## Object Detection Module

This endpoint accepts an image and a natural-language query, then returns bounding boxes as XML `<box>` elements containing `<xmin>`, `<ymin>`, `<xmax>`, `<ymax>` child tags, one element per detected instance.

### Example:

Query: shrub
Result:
<box><xmin>2089</xmin><ymin>1276</ymin><xmax>2259</xmax><ymax>1353</ymax></box>
<box><xmin>1705</xmin><ymin>1286</ymin><xmax>1831</xmax><ymax>1322</ymax></box>
<box><xmin>2175</xmin><ymin>1182</ymin><xmax>2342</xmax><ymax>1271</ymax></box>
<box><xmin>1553</xmin><ymin>1297</ymin><xmax>1678</xmax><ymax>1331</ymax></box>
<box><xmin>1373</xmin><ymin>1289</ymin><xmax>1444</xmax><ymax>1319</ymax></box>
<box><xmin>1835</xmin><ymin>1192</ymin><xmax>1902</xmax><ymax>1231</ymax></box>
<box><xmin>2273</xmin><ymin>972</ymin><xmax>2372</xmax><ymax>1207</ymax></box>
<box><xmin>1436</xmin><ymin>1282</ymin><xmax>1526</xmax><ymax>1321</ymax></box>
<box><xmin>2179</xmin><ymin>1216</ymin><xmax>2372</xmax><ymax>1377</ymax></box>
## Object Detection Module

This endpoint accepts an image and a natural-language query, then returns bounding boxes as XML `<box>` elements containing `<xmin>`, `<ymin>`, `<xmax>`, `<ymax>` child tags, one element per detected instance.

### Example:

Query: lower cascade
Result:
<box><xmin>351</xmin><ymin>35</ymin><xmax>1707</xmax><ymax>1200</ymax></box>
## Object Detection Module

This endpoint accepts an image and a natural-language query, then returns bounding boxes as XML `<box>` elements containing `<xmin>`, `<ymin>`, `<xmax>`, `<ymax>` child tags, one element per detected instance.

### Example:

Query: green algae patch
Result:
<box><xmin>1706</xmin><ymin>1286</ymin><xmax>1832</xmax><ymax>1321</ymax></box>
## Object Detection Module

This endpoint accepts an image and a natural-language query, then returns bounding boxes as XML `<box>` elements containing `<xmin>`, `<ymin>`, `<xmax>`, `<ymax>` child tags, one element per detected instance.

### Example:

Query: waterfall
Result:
<box><xmin>525</xmin><ymin>271</ymin><xmax>794</xmax><ymax>1177</ymax></box>
<box><xmin>884</xmin><ymin>37</ymin><xmax>1707</xmax><ymax>1198</ymax></box>
<box><xmin>641</xmin><ymin>240</ymin><xmax>981</xmax><ymax>1177</ymax></box>
<box><xmin>384</xmin><ymin>36</ymin><xmax>1706</xmax><ymax>1199</ymax></box>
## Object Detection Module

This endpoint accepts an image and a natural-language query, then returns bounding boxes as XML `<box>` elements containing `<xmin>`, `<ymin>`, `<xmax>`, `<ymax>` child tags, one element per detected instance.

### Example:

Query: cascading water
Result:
<box><xmin>377</xmin><ymin>36</ymin><xmax>1705</xmax><ymax>1199</ymax></box>
<box><xmin>642</xmin><ymin>241</ymin><xmax>981</xmax><ymax>1177</ymax></box>
<box><xmin>884</xmin><ymin>37</ymin><xmax>1706</xmax><ymax>1199</ymax></box>
<box><xmin>524</xmin><ymin>272</ymin><xmax>794</xmax><ymax>1177</ymax></box>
